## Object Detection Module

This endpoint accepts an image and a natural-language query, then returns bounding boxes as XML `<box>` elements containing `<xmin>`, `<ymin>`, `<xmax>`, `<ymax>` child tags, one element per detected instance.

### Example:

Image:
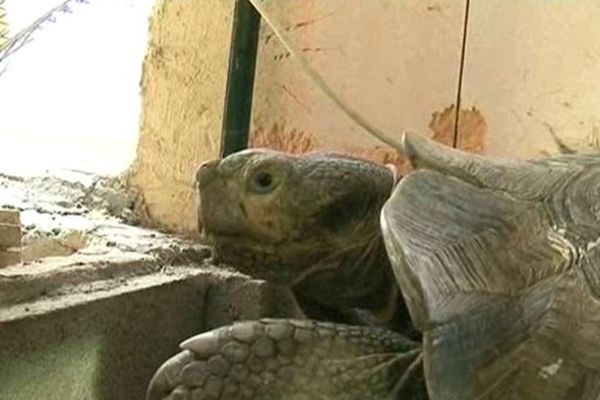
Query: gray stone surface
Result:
<box><xmin>0</xmin><ymin>261</ymin><xmax>300</xmax><ymax>400</ymax></box>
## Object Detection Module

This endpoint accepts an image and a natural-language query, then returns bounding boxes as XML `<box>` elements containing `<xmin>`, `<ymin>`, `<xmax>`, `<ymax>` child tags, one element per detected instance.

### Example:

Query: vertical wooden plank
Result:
<box><xmin>250</xmin><ymin>0</ymin><xmax>468</xmax><ymax>167</ymax></box>
<box><xmin>461</xmin><ymin>1</ymin><xmax>600</xmax><ymax>158</ymax></box>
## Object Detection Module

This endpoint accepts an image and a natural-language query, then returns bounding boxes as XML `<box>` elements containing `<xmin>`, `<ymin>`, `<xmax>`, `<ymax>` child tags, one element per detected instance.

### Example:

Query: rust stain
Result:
<box><xmin>349</xmin><ymin>104</ymin><xmax>487</xmax><ymax>175</ymax></box>
<box><xmin>248</xmin><ymin>104</ymin><xmax>486</xmax><ymax>178</ymax></box>
<box><xmin>250</xmin><ymin>123</ymin><xmax>406</xmax><ymax>172</ymax></box>
<box><xmin>429</xmin><ymin>104</ymin><xmax>487</xmax><ymax>154</ymax></box>
<box><xmin>249</xmin><ymin>123</ymin><xmax>406</xmax><ymax>174</ymax></box>
<box><xmin>250</xmin><ymin>123</ymin><xmax>319</xmax><ymax>154</ymax></box>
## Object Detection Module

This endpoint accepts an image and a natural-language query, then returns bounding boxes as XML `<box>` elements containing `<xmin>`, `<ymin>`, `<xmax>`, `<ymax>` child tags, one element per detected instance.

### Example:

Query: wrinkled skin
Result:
<box><xmin>197</xmin><ymin>149</ymin><xmax>410</xmax><ymax>331</ymax></box>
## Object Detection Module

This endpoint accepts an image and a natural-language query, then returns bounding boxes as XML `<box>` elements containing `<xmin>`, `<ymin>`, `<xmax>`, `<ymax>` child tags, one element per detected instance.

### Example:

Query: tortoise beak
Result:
<box><xmin>196</xmin><ymin>159</ymin><xmax>221</xmax><ymax>188</ymax></box>
<box><xmin>196</xmin><ymin>159</ymin><xmax>240</xmax><ymax>235</ymax></box>
<box><xmin>196</xmin><ymin>159</ymin><xmax>266</xmax><ymax>241</ymax></box>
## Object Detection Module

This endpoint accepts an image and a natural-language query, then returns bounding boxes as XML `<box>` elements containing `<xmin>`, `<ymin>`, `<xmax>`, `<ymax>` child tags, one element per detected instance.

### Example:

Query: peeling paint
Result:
<box><xmin>249</xmin><ymin>123</ymin><xmax>406</xmax><ymax>172</ymax></box>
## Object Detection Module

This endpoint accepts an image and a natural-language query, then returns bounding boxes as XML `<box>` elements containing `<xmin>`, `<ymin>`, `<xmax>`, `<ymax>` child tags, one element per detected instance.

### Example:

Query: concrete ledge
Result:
<box><xmin>0</xmin><ymin>240</ymin><xmax>212</xmax><ymax>306</ymax></box>
<box><xmin>0</xmin><ymin>261</ymin><xmax>300</xmax><ymax>400</ymax></box>
<box><xmin>0</xmin><ymin>267</ymin><xmax>209</xmax><ymax>400</ymax></box>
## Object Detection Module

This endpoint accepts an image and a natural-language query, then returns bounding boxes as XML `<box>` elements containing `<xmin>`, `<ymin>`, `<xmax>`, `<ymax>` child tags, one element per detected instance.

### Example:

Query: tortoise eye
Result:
<box><xmin>249</xmin><ymin>170</ymin><xmax>278</xmax><ymax>194</ymax></box>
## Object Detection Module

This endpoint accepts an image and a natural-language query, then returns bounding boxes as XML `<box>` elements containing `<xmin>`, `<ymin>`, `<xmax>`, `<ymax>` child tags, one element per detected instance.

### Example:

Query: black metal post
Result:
<box><xmin>219</xmin><ymin>0</ymin><xmax>261</xmax><ymax>157</ymax></box>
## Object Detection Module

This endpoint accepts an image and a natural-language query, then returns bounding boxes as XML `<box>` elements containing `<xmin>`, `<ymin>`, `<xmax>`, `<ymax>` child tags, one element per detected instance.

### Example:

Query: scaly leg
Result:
<box><xmin>146</xmin><ymin>319</ymin><xmax>427</xmax><ymax>400</ymax></box>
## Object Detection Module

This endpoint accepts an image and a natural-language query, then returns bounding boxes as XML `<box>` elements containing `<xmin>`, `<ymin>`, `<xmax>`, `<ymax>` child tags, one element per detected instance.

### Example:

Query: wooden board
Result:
<box><xmin>251</xmin><ymin>0</ymin><xmax>468</xmax><ymax>165</ymax></box>
<box><xmin>461</xmin><ymin>1</ymin><xmax>600</xmax><ymax>159</ymax></box>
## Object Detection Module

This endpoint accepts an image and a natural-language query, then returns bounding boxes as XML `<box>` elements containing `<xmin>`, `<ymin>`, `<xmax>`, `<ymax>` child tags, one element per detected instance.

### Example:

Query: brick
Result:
<box><xmin>0</xmin><ymin>209</ymin><xmax>20</xmax><ymax>225</ymax></box>
<box><xmin>0</xmin><ymin>223</ymin><xmax>21</xmax><ymax>248</ymax></box>
<box><xmin>0</xmin><ymin>248</ymin><xmax>21</xmax><ymax>268</ymax></box>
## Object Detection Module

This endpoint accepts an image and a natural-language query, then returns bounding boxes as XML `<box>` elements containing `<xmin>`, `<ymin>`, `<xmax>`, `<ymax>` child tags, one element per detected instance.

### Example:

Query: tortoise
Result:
<box><xmin>146</xmin><ymin>133</ymin><xmax>600</xmax><ymax>400</ymax></box>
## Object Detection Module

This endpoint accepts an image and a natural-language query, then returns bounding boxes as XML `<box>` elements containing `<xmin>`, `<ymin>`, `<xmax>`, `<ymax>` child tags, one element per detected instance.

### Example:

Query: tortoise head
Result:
<box><xmin>196</xmin><ymin>148</ymin><xmax>397</xmax><ymax>287</ymax></box>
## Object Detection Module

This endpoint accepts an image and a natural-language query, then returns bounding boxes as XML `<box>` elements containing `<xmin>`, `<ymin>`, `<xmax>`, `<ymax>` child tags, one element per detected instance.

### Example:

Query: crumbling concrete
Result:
<box><xmin>0</xmin><ymin>170</ymin><xmax>148</xmax><ymax>262</ymax></box>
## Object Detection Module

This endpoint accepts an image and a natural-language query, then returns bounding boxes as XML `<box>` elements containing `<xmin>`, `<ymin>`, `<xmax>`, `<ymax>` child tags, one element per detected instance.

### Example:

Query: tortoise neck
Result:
<box><xmin>293</xmin><ymin>235</ymin><xmax>396</xmax><ymax>318</ymax></box>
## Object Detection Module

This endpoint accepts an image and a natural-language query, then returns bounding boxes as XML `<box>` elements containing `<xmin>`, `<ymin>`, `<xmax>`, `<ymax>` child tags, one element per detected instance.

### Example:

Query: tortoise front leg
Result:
<box><xmin>146</xmin><ymin>319</ymin><xmax>427</xmax><ymax>400</ymax></box>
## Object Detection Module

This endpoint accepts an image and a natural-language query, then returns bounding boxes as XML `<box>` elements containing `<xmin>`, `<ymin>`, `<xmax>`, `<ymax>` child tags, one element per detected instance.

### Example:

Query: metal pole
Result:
<box><xmin>219</xmin><ymin>0</ymin><xmax>261</xmax><ymax>157</ymax></box>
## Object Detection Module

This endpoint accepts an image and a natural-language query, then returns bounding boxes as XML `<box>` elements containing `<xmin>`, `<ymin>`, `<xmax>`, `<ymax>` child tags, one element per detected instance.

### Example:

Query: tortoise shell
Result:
<box><xmin>382</xmin><ymin>133</ymin><xmax>600</xmax><ymax>399</ymax></box>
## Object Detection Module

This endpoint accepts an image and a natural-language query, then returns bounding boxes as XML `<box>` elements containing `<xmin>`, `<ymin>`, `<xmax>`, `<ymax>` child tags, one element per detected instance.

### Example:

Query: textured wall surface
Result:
<box><xmin>462</xmin><ymin>1</ymin><xmax>600</xmax><ymax>158</ymax></box>
<box><xmin>128</xmin><ymin>0</ymin><xmax>234</xmax><ymax>234</ymax></box>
